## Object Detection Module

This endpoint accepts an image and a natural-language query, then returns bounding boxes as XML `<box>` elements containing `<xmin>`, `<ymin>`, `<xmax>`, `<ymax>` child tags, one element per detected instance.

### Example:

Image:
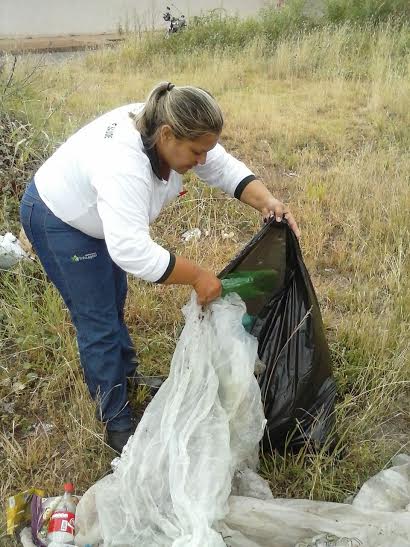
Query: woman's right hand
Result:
<box><xmin>192</xmin><ymin>269</ymin><xmax>222</xmax><ymax>306</ymax></box>
<box><xmin>162</xmin><ymin>256</ymin><xmax>222</xmax><ymax>305</ymax></box>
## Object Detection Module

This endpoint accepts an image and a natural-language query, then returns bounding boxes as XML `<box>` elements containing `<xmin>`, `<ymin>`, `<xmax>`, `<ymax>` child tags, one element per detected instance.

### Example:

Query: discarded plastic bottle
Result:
<box><xmin>221</xmin><ymin>269</ymin><xmax>278</xmax><ymax>300</ymax></box>
<box><xmin>47</xmin><ymin>483</ymin><xmax>76</xmax><ymax>546</ymax></box>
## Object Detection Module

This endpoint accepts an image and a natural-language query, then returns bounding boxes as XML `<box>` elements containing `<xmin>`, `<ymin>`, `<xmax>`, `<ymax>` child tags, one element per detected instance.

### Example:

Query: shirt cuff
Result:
<box><xmin>234</xmin><ymin>174</ymin><xmax>257</xmax><ymax>200</ymax></box>
<box><xmin>155</xmin><ymin>252</ymin><xmax>176</xmax><ymax>283</ymax></box>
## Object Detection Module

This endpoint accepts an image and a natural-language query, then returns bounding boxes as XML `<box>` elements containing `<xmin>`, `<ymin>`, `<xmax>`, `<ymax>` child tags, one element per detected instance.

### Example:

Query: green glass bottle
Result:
<box><xmin>221</xmin><ymin>269</ymin><xmax>278</xmax><ymax>332</ymax></box>
<box><xmin>220</xmin><ymin>269</ymin><xmax>278</xmax><ymax>300</ymax></box>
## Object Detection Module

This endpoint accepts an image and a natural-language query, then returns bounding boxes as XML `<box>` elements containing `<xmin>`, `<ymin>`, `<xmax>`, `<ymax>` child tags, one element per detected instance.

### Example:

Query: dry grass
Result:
<box><xmin>1</xmin><ymin>23</ymin><xmax>409</xmax><ymax>544</ymax></box>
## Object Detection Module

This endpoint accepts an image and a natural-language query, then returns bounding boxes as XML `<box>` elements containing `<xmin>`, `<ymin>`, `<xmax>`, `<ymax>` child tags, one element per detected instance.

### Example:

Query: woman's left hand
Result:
<box><xmin>261</xmin><ymin>197</ymin><xmax>301</xmax><ymax>239</ymax></box>
<box><xmin>239</xmin><ymin>179</ymin><xmax>301</xmax><ymax>239</ymax></box>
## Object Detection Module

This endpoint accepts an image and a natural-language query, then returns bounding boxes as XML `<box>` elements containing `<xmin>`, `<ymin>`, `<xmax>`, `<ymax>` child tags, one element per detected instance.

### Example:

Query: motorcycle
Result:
<box><xmin>163</xmin><ymin>6</ymin><xmax>187</xmax><ymax>37</ymax></box>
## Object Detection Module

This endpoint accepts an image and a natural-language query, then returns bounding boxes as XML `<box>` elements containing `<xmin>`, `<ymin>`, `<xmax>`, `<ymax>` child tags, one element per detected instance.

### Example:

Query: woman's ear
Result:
<box><xmin>159</xmin><ymin>125</ymin><xmax>174</xmax><ymax>143</ymax></box>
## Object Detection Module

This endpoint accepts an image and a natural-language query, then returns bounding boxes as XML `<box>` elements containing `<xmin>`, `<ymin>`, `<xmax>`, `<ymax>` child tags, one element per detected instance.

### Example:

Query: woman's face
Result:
<box><xmin>157</xmin><ymin>127</ymin><xmax>219</xmax><ymax>174</ymax></box>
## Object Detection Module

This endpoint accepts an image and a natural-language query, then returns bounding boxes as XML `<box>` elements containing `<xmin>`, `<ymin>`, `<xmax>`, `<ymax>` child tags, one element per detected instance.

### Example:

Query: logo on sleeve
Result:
<box><xmin>104</xmin><ymin>122</ymin><xmax>117</xmax><ymax>139</ymax></box>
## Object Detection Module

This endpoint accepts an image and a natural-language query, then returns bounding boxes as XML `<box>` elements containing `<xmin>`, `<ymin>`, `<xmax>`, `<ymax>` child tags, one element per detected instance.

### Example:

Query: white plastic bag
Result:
<box><xmin>20</xmin><ymin>527</ymin><xmax>36</xmax><ymax>547</ymax></box>
<box><xmin>0</xmin><ymin>232</ymin><xmax>28</xmax><ymax>269</ymax></box>
<box><xmin>75</xmin><ymin>293</ymin><xmax>265</xmax><ymax>547</ymax></box>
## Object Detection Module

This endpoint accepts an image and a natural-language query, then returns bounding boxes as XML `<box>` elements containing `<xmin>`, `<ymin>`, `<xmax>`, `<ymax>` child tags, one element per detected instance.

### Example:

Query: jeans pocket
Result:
<box><xmin>19</xmin><ymin>201</ymin><xmax>35</xmax><ymax>244</ymax></box>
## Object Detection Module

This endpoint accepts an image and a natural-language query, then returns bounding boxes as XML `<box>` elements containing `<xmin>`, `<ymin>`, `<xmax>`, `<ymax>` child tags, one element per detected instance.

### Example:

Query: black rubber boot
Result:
<box><xmin>106</xmin><ymin>426</ymin><xmax>135</xmax><ymax>455</ymax></box>
<box><xmin>127</xmin><ymin>372</ymin><xmax>165</xmax><ymax>397</ymax></box>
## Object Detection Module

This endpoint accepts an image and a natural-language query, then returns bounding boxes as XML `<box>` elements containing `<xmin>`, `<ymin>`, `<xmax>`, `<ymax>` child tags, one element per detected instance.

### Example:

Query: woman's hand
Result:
<box><xmin>163</xmin><ymin>257</ymin><xmax>222</xmax><ymax>305</ymax></box>
<box><xmin>192</xmin><ymin>269</ymin><xmax>222</xmax><ymax>306</ymax></box>
<box><xmin>261</xmin><ymin>197</ymin><xmax>301</xmax><ymax>239</ymax></box>
<box><xmin>239</xmin><ymin>179</ymin><xmax>301</xmax><ymax>239</ymax></box>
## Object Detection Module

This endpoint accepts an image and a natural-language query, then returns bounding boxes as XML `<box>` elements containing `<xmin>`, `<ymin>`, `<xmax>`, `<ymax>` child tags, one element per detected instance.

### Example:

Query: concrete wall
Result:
<box><xmin>1</xmin><ymin>0</ymin><xmax>268</xmax><ymax>38</ymax></box>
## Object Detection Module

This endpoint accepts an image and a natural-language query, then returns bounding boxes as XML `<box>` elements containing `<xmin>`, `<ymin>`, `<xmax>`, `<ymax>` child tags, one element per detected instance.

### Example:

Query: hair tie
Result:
<box><xmin>167</xmin><ymin>82</ymin><xmax>175</xmax><ymax>91</ymax></box>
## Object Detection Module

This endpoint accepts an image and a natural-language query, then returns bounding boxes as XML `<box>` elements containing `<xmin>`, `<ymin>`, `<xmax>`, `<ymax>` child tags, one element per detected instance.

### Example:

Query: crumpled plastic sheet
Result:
<box><xmin>73</xmin><ymin>294</ymin><xmax>410</xmax><ymax>547</ymax></box>
<box><xmin>220</xmin><ymin>454</ymin><xmax>410</xmax><ymax>546</ymax></box>
<box><xmin>75</xmin><ymin>293</ymin><xmax>265</xmax><ymax>547</ymax></box>
<box><xmin>0</xmin><ymin>232</ymin><xmax>28</xmax><ymax>269</ymax></box>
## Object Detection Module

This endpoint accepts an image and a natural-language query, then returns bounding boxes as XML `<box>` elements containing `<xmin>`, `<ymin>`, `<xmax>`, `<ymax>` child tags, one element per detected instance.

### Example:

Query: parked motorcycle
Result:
<box><xmin>163</xmin><ymin>6</ymin><xmax>186</xmax><ymax>37</ymax></box>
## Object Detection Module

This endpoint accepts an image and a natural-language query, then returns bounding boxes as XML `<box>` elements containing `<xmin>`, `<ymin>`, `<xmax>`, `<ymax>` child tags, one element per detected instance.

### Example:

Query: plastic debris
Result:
<box><xmin>20</xmin><ymin>526</ymin><xmax>37</xmax><ymax>547</ymax></box>
<box><xmin>0</xmin><ymin>400</ymin><xmax>15</xmax><ymax>414</ymax></box>
<box><xmin>0</xmin><ymin>232</ymin><xmax>29</xmax><ymax>269</ymax></box>
<box><xmin>222</xmin><ymin>231</ymin><xmax>235</xmax><ymax>240</ymax></box>
<box><xmin>295</xmin><ymin>534</ymin><xmax>362</xmax><ymax>547</ymax></box>
<box><xmin>73</xmin><ymin>294</ymin><xmax>410</xmax><ymax>547</ymax></box>
<box><xmin>46</xmin><ymin>482</ymin><xmax>77</xmax><ymax>545</ymax></box>
<box><xmin>283</xmin><ymin>170</ymin><xmax>299</xmax><ymax>178</ymax></box>
<box><xmin>181</xmin><ymin>228</ymin><xmax>201</xmax><ymax>242</ymax></box>
<box><xmin>6</xmin><ymin>488</ymin><xmax>45</xmax><ymax>535</ymax></box>
<box><xmin>75</xmin><ymin>293</ymin><xmax>265</xmax><ymax>547</ymax></box>
<box><xmin>27</xmin><ymin>422</ymin><xmax>55</xmax><ymax>437</ymax></box>
<box><xmin>221</xmin><ymin>455</ymin><xmax>410</xmax><ymax>546</ymax></box>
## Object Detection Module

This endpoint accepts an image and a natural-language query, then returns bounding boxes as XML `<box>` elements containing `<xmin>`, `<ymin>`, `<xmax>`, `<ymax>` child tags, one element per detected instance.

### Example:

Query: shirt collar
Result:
<box><xmin>141</xmin><ymin>135</ymin><xmax>162</xmax><ymax>180</ymax></box>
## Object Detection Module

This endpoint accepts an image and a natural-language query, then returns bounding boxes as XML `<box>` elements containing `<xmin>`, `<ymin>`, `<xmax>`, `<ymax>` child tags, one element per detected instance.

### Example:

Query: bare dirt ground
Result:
<box><xmin>0</xmin><ymin>33</ymin><xmax>124</xmax><ymax>54</ymax></box>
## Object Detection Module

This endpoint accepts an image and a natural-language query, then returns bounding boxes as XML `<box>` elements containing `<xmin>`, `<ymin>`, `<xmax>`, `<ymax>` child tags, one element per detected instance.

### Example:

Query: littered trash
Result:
<box><xmin>295</xmin><ymin>535</ymin><xmax>362</xmax><ymax>547</ymax></box>
<box><xmin>283</xmin><ymin>170</ymin><xmax>299</xmax><ymax>178</ymax></box>
<box><xmin>17</xmin><ymin>492</ymin><xmax>82</xmax><ymax>547</ymax></box>
<box><xmin>6</xmin><ymin>488</ymin><xmax>45</xmax><ymax>535</ymax></box>
<box><xmin>75</xmin><ymin>293</ymin><xmax>265</xmax><ymax>547</ymax></box>
<box><xmin>181</xmin><ymin>228</ymin><xmax>201</xmax><ymax>242</ymax></box>
<box><xmin>0</xmin><ymin>232</ymin><xmax>29</xmax><ymax>269</ymax></box>
<box><xmin>27</xmin><ymin>422</ymin><xmax>55</xmax><ymax>437</ymax></box>
<box><xmin>20</xmin><ymin>527</ymin><xmax>36</xmax><ymax>547</ymax></box>
<box><xmin>222</xmin><ymin>231</ymin><xmax>235</xmax><ymax>240</ymax></box>
<box><xmin>6</xmin><ymin>488</ymin><xmax>82</xmax><ymax>547</ymax></box>
<box><xmin>73</xmin><ymin>294</ymin><xmax>410</xmax><ymax>547</ymax></box>
<box><xmin>0</xmin><ymin>400</ymin><xmax>15</xmax><ymax>414</ymax></box>
<box><xmin>220</xmin><ymin>454</ymin><xmax>410</xmax><ymax>547</ymax></box>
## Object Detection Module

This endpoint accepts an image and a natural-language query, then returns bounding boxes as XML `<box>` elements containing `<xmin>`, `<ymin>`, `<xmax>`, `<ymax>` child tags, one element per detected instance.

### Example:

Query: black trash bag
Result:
<box><xmin>219</xmin><ymin>219</ymin><xmax>337</xmax><ymax>454</ymax></box>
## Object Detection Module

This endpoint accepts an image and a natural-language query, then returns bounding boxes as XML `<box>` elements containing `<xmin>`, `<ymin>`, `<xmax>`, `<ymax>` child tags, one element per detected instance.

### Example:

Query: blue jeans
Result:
<box><xmin>20</xmin><ymin>179</ymin><xmax>136</xmax><ymax>431</ymax></box>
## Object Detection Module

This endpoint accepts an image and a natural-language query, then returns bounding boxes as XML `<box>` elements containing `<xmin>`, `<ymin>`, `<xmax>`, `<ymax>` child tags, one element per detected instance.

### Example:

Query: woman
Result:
<box><xmin>20</xmin><ymin>82</ymin><xmax>300</xmax><ymax>454</ymax></box>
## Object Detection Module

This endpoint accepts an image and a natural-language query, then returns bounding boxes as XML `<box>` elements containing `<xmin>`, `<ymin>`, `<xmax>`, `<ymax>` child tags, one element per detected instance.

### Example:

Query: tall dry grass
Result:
<box><xmin>1</xmin><ymin>20</ymin><xmax>409</xmax><ymax>544</ymax></box>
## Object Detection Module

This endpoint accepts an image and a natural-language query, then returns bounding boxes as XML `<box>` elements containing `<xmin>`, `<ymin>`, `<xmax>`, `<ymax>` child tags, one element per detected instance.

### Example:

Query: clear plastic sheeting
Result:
<box><xmin>220</xmin><ymin>454</ymin><xmax>410</xmax><ymax>547</ymax></box>
<box><xmin>296</xmin><ymin>535</ymin><xmax>362</xmax><ymax>547</ymax></box>
<box><xmin>75</xmin><ymin>293</ymin><xmax>266</xmax><ymax>547</ymax></box>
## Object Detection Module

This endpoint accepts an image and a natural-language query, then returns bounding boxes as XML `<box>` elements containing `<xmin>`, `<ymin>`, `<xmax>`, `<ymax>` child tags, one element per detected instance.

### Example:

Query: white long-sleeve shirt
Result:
<box><xmin>34</xmin><ymin>104</ymin><xmax>255</xmax><ymax>282</ymax></box>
